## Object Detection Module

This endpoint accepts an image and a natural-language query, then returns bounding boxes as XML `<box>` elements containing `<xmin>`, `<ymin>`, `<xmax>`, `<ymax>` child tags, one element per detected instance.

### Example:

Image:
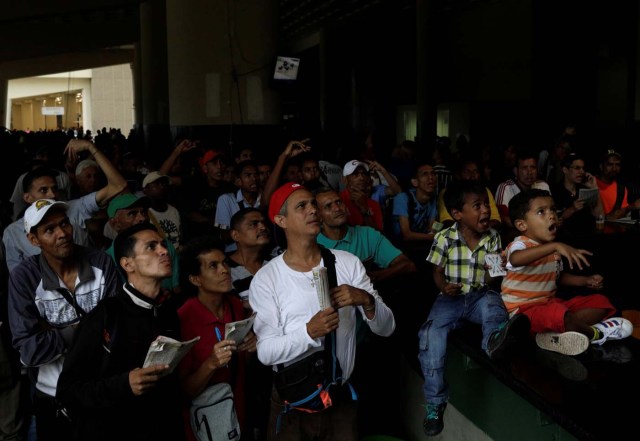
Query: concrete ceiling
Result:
<box><xmin>0</xmin><ymin>0</ymin><xmax>141</xmax><ymax>66</ymax></box>
<box><xmin>0</xmin><ymin>0</ymin><xmax>464</xmax><ymax>78</ymax></box>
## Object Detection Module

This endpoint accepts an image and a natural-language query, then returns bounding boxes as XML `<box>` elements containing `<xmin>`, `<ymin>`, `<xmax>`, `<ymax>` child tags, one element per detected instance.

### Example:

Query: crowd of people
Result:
<box><xmin>0</xmin><ymin>125</ymin><xmax>637</xmax><ymax>440</ymax></box>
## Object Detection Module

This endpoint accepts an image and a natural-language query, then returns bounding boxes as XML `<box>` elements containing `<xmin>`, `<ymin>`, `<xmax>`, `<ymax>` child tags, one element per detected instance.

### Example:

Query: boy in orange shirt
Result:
<box><xmin>501</xmin><ymin>188</ymin><xmax>632</xmax><ymax>356</ymax></box>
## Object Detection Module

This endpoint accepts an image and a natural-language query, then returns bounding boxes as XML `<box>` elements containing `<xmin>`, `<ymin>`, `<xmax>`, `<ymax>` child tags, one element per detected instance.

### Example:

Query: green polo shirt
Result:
<box><xmin>317</xmin><ymin>224</ymin><xmax>401</xmax><ymax>271</ymax></box>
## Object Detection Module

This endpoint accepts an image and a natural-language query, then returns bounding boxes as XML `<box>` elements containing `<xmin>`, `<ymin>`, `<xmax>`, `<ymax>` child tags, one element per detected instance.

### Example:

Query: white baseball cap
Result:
<box><xmin>142</xmin><ymin>171</ymin><xmax>171</xmax><ymax>188</ymax></box>
<box><xmin>342</xmin><ymin>160</ymin><xmax>369</xmax><ymax>176</ymax></box>
<box><xmin>24</xmin><ymin>199</ymin><xmax>68</xmax><ymax>233</ymax></box>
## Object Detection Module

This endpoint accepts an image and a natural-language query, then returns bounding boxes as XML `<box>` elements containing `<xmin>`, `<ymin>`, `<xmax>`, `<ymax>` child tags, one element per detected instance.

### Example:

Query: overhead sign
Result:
<box><xmin>41</xmin><ymin>107</ymin><xmax>64</xmax><ymax>116</ymax></box>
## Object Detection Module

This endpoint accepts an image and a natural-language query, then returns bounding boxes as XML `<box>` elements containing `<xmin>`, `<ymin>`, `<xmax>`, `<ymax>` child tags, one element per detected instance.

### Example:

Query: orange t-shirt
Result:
<box><xmin>596</xmin><ymin>178</ymin><xmax>628</xmax><ymax>214</ymax></box>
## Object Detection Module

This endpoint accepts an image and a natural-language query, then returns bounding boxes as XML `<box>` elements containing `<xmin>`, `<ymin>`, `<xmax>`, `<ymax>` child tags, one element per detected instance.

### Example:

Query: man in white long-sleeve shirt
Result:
<box><xmin>249</xmin><ymin>181</ymin><xmax>395</xmax><ymax>441</ymax></box>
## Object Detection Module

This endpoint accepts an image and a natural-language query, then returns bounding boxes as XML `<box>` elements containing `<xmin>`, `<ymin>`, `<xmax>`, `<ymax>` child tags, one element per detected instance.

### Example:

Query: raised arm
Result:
<box><xmin>261</xmin><ymin>139</ymin><xmax>309</xmax><ymax>208</ymax></box>
<box><xmin>159</xmin><ymin>139</ymin><xmax>197</xmax><ymax>186</ymax></box>
<box><xmin>368</xmin><ymin>160</ymin><xmax>402</xmax><ymax>196</ymax></box>
<box><xmin>64</xmin><ymin>139</ymin><xmax>127</xmax><ymax>207</ymax></box>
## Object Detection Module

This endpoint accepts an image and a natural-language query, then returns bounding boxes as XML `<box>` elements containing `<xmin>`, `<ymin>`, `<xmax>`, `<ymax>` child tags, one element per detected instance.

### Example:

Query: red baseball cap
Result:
<box><xmin>268</xmin><ymin>182</ymin><xmax>306</xmax><ymax>223</ymax></box>
<box><xmin>199</xmin><ymin>150</ymin><xmax>224</xmax><ymax>169</ymax></box>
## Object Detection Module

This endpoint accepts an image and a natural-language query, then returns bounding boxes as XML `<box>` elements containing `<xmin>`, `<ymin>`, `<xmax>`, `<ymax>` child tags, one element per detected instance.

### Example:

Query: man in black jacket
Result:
<box><xmin>56</xmin><ymin>223</ymin><xmax>185</xmax><ymax>441</ymax></box>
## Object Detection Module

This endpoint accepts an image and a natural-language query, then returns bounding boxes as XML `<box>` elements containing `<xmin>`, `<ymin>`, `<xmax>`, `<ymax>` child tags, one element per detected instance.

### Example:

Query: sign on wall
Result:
<box><xmin>41</xmin><ymin>107</ymin><xmax>64</xmax><ymax>115</ymax></box>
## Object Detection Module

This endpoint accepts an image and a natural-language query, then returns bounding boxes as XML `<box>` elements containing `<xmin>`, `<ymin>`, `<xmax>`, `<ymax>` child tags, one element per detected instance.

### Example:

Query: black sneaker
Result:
<box><xmin>423</xmin><ymin>402</ymin><xmax>447</xmax><ymax>436</ymax></box>
<box><xmin>486</xmin><ymin>314</ymin><xmax>530</xmax><ymax>360</ymax></box>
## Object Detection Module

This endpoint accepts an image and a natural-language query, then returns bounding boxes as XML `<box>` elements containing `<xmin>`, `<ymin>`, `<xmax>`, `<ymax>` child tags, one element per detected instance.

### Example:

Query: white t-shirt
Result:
<box><xmin>248</xmin><ymin>249</ymin><xmax>395</xmax><ymax>380</ymax></box>
<box><xmin>150</xmin><ymin>204</ymin><xmax>182</xmax><ymax>249</ymax></box>
<box><xmin>495</xmin><ymin>179</ymin><xmax>551</xmax><ymax>208</ymax></box>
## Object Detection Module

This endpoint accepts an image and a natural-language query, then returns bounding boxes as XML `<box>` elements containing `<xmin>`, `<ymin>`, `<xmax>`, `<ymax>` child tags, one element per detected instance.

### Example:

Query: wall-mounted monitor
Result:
<box><xmin>273</xmin><ymin>56</ymin><xmax>300</xmax><ymax>81</ymax></box>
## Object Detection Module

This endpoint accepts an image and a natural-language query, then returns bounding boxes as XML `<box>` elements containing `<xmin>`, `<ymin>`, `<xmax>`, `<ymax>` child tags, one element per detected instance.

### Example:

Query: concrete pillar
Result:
<box><xmin>138</xmin><ymin>0</ymin><xmax>171</xmax><ymax>154</ymax></box>
<box><xmin>416</xmin><ymin>0</ymin><xmax>437</xmax><ymax>146</ymax></box>
<box><xmin>82</xmin><ymin>86</ymin><xmax>92</xmax><ymax>133</ymax></box>
<box><xmin>0</xmin><ymin>77</ymin><xmax>8</xmax><ymax>128</ymax></box>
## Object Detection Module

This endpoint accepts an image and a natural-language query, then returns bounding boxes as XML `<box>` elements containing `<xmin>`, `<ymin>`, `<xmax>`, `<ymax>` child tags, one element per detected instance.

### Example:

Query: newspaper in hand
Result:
<box><xmin>578</xmin><ymin>188</ymin><xmax>600</xmax><ymax>207</ymax></box>
<box><xmin>312</xmin><ymin>265</ymin><xmax>332</xmax><ymax>310</ymax></box>
<box><xmin>143</xmin><ymin>335</ymin><xmax>200</xmax><ymax>377</ymax></box>
<box><xmin>224</xmin><ymin>312</ymin><xmax>257</xmax><ymax>344</ymax></box>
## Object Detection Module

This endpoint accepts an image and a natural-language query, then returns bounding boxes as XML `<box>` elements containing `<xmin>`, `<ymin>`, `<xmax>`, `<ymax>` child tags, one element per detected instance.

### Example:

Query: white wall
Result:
<box><xmin>6</xmin><ymin>64</ymin><xmax>134</xmax><ymax>132</ymax></box>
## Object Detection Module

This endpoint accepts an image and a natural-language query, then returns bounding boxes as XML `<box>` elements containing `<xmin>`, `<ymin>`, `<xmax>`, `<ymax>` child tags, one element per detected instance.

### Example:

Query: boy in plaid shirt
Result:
<box><xmin>418</xmin><ymin>180</ymin><xmax>529</xmax><ymax>436</ymax></box>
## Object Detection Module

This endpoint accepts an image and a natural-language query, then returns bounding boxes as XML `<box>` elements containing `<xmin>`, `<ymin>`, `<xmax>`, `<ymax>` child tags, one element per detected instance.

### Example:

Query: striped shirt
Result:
<box><xmin>501</xmin><ymin>235</ymin><xmax>561</xmax><ymax>313</ymax></box>
<box><xmin>426</xmin><ymin>223</ymin><xmax>501</xmax><ymax>294</ymax></box>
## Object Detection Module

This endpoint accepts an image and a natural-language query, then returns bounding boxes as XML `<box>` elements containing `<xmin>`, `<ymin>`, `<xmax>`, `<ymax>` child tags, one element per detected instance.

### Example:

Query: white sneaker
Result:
<box><xmin>535</xmin><ymin>332</ymin><xmax>589</xmax><ymax>356</ymax></box>
<box><xmin>591</xmin><ymin>317</ymin><xmax>633</xmax><ymax>345</ymax></box>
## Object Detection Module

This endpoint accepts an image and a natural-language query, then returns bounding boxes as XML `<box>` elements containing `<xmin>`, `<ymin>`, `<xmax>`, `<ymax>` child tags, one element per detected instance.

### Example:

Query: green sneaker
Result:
<box><xmin>423</xmin><ymin>402</ymin><xmax>447</xmax><ymax>436</ymax></box>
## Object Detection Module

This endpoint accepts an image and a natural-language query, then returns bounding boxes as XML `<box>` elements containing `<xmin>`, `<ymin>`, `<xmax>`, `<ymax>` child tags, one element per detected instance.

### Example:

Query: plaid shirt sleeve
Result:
<box><xmin>426</xmin><ymin>231</ymin><xmax>447</xmax><ymax>268</ymax></box>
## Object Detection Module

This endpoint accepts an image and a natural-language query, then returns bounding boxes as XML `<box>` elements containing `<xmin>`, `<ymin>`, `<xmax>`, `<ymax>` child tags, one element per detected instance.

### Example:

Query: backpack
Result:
<box><xmin>188</xmin><ymin>300</ymin><xmax>240</xmax><ymax>441</ymax></box>
<box><xmin>190</xmin><ymin>383</ymin><xmax>241</xmax><ymax>441</ymax></box>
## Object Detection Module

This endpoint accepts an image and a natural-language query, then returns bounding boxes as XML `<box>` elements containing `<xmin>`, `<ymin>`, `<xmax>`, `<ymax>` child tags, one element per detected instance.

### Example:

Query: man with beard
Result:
<box><xmin>596</xmin><ymin>148</ymin><xmax>640</xmax><ymax>219</ymax></box>
<box><xmin>8</xmin><ymin>199</ymin><xmax>118</xmax><ymax>441</ymax></box>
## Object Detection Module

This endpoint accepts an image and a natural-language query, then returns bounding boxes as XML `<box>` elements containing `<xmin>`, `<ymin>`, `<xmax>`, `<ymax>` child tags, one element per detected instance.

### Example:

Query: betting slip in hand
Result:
<box><xmin>224</xmin><ymin>312</ymin><xmax>257</xmax><ymax>345</ymax></box>
<box><xmin>143</xmin><ymin>335</ymin><xmax>200</xmax><ymax>377</ymax></box>
<box><xmin>485</xmin><ymin>253</ymin><xmax>506</xmax><ymax>277</ymax></box>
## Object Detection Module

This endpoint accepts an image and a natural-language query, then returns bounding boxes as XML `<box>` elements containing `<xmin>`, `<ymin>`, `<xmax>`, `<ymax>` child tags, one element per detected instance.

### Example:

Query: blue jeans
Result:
<box><xmin>417</xmin><ymin>289</ymin><xmax>508</xmax><ymax>405</ymax></box>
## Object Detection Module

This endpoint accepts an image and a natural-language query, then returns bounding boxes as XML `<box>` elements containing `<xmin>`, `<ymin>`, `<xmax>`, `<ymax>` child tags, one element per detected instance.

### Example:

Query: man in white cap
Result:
<box><xmin>142</xmin><ymin>171</ymin><xmax>182</xmax><ymax>250</ymax></box>
<box><xmin>8</xmin><ymin>199</ymin><xmax>118</xmax><ymax>441</ymax></box>
<box><xmin>249</xmin><ymin>182</ymin><xmax>395</xmax><ymax>441</ymax></box>
<box><xmin>340</xmin><ymin>160</ymin><xmax>384</xmax><ymax>231</ymax></box>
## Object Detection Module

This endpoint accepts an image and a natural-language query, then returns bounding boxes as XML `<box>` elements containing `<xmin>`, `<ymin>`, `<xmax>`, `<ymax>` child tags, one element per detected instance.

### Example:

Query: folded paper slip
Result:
<box><xmin>143</xmin><ymin>335</ymin><xmax>200</xmax><ymax>377</ymax></box>
<box><xmin>313</xmin><ymin>266</ymin><xmax>331</xmax><ymax>310</ymax></box>
<box><xmin>225</xmin><ymin>312</ymin><xmax>257</xmax><ymax>344</ymax></box>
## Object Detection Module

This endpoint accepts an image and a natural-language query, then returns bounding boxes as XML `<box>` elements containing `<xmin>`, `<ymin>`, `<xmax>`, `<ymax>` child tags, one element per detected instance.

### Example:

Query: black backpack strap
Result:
<box><xmin>56</xmin><ymin>288</ymin><xmax>87</xmax><ymax>317</ymax></box>
<box><xmin>319</xmin><ymin>245</ymin><xmax>337</xmax><ymax>290</ymax></box>
<box><xmin>318</xmin><ymin>246</ymin><xmax>344</xmax><ymax>382</ymax></box>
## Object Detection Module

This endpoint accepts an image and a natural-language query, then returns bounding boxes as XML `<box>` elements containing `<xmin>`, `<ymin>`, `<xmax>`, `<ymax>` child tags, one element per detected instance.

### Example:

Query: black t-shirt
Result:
<box><xmin>552</xmin><ymin>183</ymin><xmax>596</xmax><ymax>240</ymax></box>
<box><xmin>183</xmin><ymin>177</ymin><xmax>237</xmax><ymax>241</ymax></box>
